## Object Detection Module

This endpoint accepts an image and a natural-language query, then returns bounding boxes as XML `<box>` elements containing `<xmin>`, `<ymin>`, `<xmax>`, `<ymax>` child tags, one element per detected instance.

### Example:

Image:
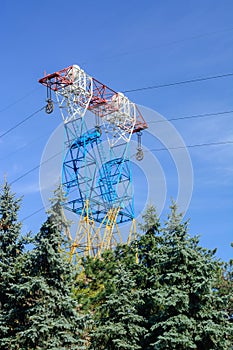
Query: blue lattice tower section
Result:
<box><xmin>39</xmin><ymin>64</ymin><xmax>147</xmax><ymax>258</ymax></box>
<box><xmin>98</xmin><ymin>157</ymin><xmax>134</xmax><ymax>223</ymax></box>
<box><xmin>63</xmin><ymin>126</ymin><xmax>102</xmax><ymax>216</ymax></box>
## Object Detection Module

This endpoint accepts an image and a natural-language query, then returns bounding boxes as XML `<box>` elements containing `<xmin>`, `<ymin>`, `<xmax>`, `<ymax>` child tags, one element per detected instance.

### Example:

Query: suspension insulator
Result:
<box><xmin>136</xmin><ymin>131</ymin><xmax>144</xmax><ymax>161</ymax></box>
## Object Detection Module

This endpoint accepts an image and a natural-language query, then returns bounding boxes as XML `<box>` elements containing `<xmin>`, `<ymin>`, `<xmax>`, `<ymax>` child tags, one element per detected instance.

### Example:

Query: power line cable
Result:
<box><xmin>0</xmin><ymin>87</ymin><xmax>40</xmax><ymax>113</ymax></box>
<box><xmin>9</xmin><ymin>136</ymin><xmax>233</xmax><ymax>188</ymax></box>
<box><xmin>0</xmin><ymin>106</ymin><xmax>45</xmax><ymax>139</ymax></box>
<box><xmin>0</xmin><ymin>133</ymin><xmax>47</xmax><ymax>161</ymax></box>
<box><xmin>1</xmin><ymin>107</ymin><xmax>231</xmax><ymax>162</ymax></box>
<box><xmin>21</xmin><ymin>184</ymin><xmax>77</xmax><ymax>222</ymax></box>
<box><xmin>1</xmin><ymin>108</ymin><xmax>232</xmax><ymax>165</ymax></box>
<box><xmin>5</xmin><ymin>105</ymin><xmax>233</xmax><ymax>187</ymax></box>
<box><xmin>10</xmin><ymin>150</ymin><xmax>62</xmax><ymax>186</ymax></box>
<box><xmin>16</xmin><ymin>138</ymin><xmax>233</xmax><ymax>223</ymax></box>
<box><xmin>140</xmin><ymin>140</ymin><xmax>233</xmax><ymax>154</ymax></box>
<box><xmin>1</xmin><ymin>26</ymin><xmax>230</xmax><ymax>116</ymax></box>
<box><xmin>1</xmin><ymin>25</ymin><xmax>232</xmax><ymax>115</ymax></box>
<box><xmin>123</xmin><ymin>73</ymin><xmax>233</xmax><ymax>93</ymax></box>
<box><xmin>1</xmin><ymin>72</ymin><xmax>232</xmax><ymax>141</ymax></box>
<box><xmin>84</xmin><ymin>27</ymin><xmax>233</xmax><ymax>64</ymax></box>
<box><xmin>22</xmin><ymin>206</ymin><xmax>45</xmax><ymax>222</ymax></box>
<box><xmin>147</xmin><ymin>110</ymin><xmax>233</xmax><ymax>124</ymax></box>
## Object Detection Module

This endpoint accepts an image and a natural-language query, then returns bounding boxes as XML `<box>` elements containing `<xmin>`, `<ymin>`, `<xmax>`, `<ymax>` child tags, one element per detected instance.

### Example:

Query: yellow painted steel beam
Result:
<box><xmin>69</xmin><ymin>201</ymin><xmax>135</xmax><ymax>260</ymax></box>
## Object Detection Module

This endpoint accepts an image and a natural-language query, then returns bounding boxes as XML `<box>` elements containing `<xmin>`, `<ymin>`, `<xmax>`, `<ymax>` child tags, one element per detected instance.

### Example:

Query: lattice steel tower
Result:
<box><xmin>39</xmin><ymin>65</ymin><xmax>147</xmax><ymax>258</ymax></box>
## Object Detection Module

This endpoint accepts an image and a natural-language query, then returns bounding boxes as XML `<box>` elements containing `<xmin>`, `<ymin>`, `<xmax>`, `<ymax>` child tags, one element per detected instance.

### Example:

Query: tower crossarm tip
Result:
<box><xmin>38</xmin><ymin>65</ymin><xmax>74</xmax><ymax>91</ymax></box>
<box><xmin>132</xmin><ymin>105</ymin><xmax>148</xmax><ymax>133</ymax></box>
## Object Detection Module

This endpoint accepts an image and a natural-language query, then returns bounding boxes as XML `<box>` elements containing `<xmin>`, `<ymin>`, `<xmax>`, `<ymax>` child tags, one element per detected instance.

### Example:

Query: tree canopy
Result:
<box><xmin>0</xmin><ymin>182</ymin><xmax>232</xmax><ymax>349</ymax></box>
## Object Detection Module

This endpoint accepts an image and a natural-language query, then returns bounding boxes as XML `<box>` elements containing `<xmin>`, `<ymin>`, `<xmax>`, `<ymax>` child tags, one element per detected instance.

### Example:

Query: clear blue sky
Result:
<box><xmin>0</xmin><ymin>0</ymin><xmax>232</xmax><ymax>261</ymax></box>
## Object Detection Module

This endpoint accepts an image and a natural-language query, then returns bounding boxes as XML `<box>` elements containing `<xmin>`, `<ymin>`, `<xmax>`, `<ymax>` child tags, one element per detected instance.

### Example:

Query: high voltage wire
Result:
<box><xmin>147</xmin><ymin>110</ymin><xmax>233</xmax><ymax>124</ymax></box>
<box><xmin>0</xmin><ymin>108</ymin><xmax>231</xmax><ymax>164</ymax></box>
<box><xmin>7</xmin><ymin>108</ymin><xmax>233</xmax><ymax>186</ymax></box>
<box><xmin>1</xmin><ymin>72</ymin><xmax>232</xmax><ymax>140</ymax></box>
<box><xmin>142</xmin><ymin>140</ymin><xmax>233</xmax><ymax>154</ymax></box>
<box><xmin>0</xmin><ymin>106</ymin><xmax>45</xmax><ymax>139</ymax></box>
<box><xmin>9</xmin><ymin>151</ymin><xmax>62</xmax><ymax>186</ymax></box>
<box><xmin>1</xmin><ymin>104</ymin><xmax>231</xmax><ymax>144</ymax></box>
<box><xmin>1</xmin><ymin>105</ymin><xmax>231</xmax><ymax>143</ymax></box>
<box><xmin>0</xmin><ymin>133</ymin><xmax>46</xmax><ymax>162</ymax></box>
<box><xmin>84</xmin><ymin>27</ymin><xmax>233</xmax><ymax>64</ymax></box>
<box><xmin>12</xmin><ymin>139</ymin><xmax>233</xmax><ymax>187</ymax></box>
<box><xmin>123</xmin><ymin>73</ymin><xmax>233</xmax><ymax>93</ymax></box>
<box><xmin>2</xmin><ymin>72</ymin><xmax>233</xmax><ymax>219</ymax></box>
<box><xmin>0</xmin><ymin>106</ymin><xmax>233</xmax><ymax>174</ymax></box>
<box><xmin>11</xmin><ymin>109</ymin><xmax>233</xmax><ymax>221</ymax></box>
<box><xmin>0</xmin><ymin>87</ymin><xmax>40</xmax><ymax>113</ymax></box>
<box><xmin>22</xmin><ymin>206</ymin><xmax>46</xmax><ymax>222</ymax></box>
<box><xmin>20</xmin><ymin>138</ymin><xmax>233</xmax><ymax>222</ymax></box>
<box><xmin>1</xmin><ymin>25</ymin><xmax>232</xmax><ymax>115</ymax></box>
<box><xmin>0</xmin><ymin>27</ymin><xmax>230</xmax><ymax>120</ymax></box>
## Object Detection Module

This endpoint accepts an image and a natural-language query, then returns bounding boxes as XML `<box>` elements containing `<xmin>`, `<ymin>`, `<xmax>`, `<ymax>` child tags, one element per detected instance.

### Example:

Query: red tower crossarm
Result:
<box><xmin>87</xmin><ymin>79</ymin><xmax>148</xmax><ymax>133</ymax></box>
<box><xmin>38</xmin><ymin>66</ymin><xmax>73</xmax><ymax>91</ymax></box>
<box><xmin>88</xmin><ymin>78</ymin><xmax>119</xmax><ymax>117</ymax></box>
<box><xmin>133</xmin><ymin>105</ymin><xmax>148</xmax><ymax>133</ymax></box>
<box><xmin>38</xmin><ymin>64</ymin><xmax>148</xmax><ymax>134</ymax></box>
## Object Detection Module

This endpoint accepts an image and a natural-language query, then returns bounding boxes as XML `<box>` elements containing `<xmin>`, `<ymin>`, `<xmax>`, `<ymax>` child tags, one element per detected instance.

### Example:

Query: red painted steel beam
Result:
<box><xmin>38</xmin><ymin>66</ymin><xmax>73</xmax><ymax>91</ymax></box>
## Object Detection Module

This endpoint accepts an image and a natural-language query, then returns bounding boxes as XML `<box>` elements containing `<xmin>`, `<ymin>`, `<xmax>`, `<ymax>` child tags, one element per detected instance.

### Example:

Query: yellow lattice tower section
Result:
<box><xmin>68</xmin><ymin>200</ymin><xmax>137</xmax><ymax>260</ymax></box>
<box><xmin>127</xmin><ymin>218</ymin><xmax>137</xmax><ymax>244</ymax></box>
<box><xmin>69</xmin><ymin>200</ymin><xmax>99</xmax><ymax>258</ymax></box>
<box><xmin>97</xmin><ymin>207</ymin><xmax>121</xmax><ymax>257</ymax></box>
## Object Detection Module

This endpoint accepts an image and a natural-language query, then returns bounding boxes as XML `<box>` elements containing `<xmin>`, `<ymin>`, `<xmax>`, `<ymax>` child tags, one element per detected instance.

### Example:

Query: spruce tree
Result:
<box><xmin>90</xmin><ymin>266</ymin><xmax>146</xmax><ymax>350</ymax></box>
<box><xmin>3</xmin><ymin>186</ymin><xmax>87</xmax><ymax>349</ymax></box>
<box><xmin>75</xmin><ymin>250</ymin><xmax>118</xmax><ymax>314</ymax></box>
<box><xmin>147</xmin><ymin>203</ymin><xmax>232</xmax><ymax>349</ymax></box>
<box><xmin>138</xmin><ymin>204</ymin><xmax>160</xmax><ymax>234</ymax></box>
<box><xmin>0</xmin><ymin>181</ymin><xmax>27</xmax><ymax>348</ymax></box>
<box><xmin>73</xmin><ymin>202</ymin><xmax>233</xmax><ymax>349</ymax></box>
<box><xmin>217</xmin><ymin>248</ymin><xmax>233</xmax><ymax>323</ymax></box>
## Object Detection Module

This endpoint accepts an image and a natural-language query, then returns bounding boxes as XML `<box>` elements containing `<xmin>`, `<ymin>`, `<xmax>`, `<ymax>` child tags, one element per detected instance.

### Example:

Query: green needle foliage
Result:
<box><xmin>89</xmin><ymin>266</ymin><xmax>146</xmax><ymax>350</ymax></box>
<box><xmin>1</xmin><ymin>182</ymin><xmax>232</xmax><ymax>349</ymax></box>
<box><xmin>76</xmin><ymin>203</ymin><xmax>233</xmax><ymax>349</ymax></box>
<box><xmin>216</xmin><ymin>248</ymin><xmax>233</xmax><ymax>323</ymax></box>
<box><xmin>0</xmin><ymin>181</ymin><xmax>28</xmax><ymax>348</ymax></box>
<box><xmin>139</xmin><ymin>203</ymin><xmax>232</xmax><ymax>349</ymax></box>
<box><xmin>0</xmin><ymin>184</ymin><xmax>87</xmax><ymax>349</ymax></box>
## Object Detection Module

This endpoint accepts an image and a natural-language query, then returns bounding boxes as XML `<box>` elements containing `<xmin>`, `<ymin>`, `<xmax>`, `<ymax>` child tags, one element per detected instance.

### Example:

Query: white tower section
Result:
<box><xmin>39</xmin><ymin>64</ymin><xmax>147</xmax><ymax>146</ymax></box>
<box><xmin>56</xmin><ymin>65</ymin><xmax>93</xmax><ymax>123</ymax></box>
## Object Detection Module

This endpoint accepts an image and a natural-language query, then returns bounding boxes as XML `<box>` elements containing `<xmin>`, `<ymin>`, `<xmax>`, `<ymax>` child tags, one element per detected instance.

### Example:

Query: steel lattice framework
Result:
<box><xmin>39</xmin><ymin>64</ymin><xmax>147</xmax><ymax>258</ymax></box>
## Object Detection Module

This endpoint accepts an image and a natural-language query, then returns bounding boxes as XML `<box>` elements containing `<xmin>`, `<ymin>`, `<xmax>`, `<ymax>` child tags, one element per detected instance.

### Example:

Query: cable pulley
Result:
<box><xmin>45</xmin><ymin>99</ymin><xmax>54</xmax><ymax>114</ymax></box>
